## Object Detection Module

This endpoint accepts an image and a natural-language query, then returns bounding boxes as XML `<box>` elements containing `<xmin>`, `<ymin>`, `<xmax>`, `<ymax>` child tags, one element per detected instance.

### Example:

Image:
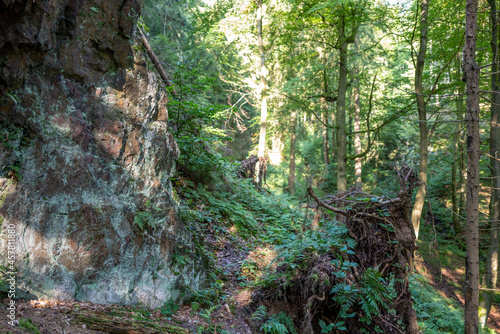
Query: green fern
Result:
<box><xmin>134</xmin><ymin>211</ymin><xmax>155</xmax><ymax>230</ymax></box>
<box><xmin>260</xmin><ymin>311</ymin><xmax>296</xmax><ymax>334</ymax></box>
<box><xmin>252</xmin><ymin>305</ymin><xmax>267</xmax><ymax>322</ymax></box>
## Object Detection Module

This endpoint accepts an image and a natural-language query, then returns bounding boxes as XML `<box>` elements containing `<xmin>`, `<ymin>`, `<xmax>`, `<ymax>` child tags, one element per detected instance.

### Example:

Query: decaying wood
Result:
<box><xmin>306</xmin><ymin>186</ymin><xmax>349</xmax><ymax>216</ymax></box>
<box><xmin>238</xmin><ymin>155</ymin><xmax>259</xmax><ymax>179</ymax></box>
<box><xmin>70</xmin><ymin>309</ymin><xmax>187</xmax><ymax>334</ymax></box>
<box><xmin>138</xmin><ymin>26</ymin><xmax>176</xmax><ymax>94</ymax></box>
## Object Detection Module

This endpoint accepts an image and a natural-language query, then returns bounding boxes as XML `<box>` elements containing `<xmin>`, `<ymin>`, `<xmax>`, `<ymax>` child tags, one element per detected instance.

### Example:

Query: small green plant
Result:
<box><xmin>133</xmin><ymin>199</ymin><xmax>162</xmax><ymax>231</ymax></box>
<box><xmin>19</xmin><ymin>318</ymin><xmax>40</xmax><ymax>334</ymax></box>
<box><xmin>0</xmin><ymin>265</ymin><xmax>10</xmax><ymax>297</ymax></box>
<box><xmin>319</xmin><ymin>319</ymin><xmax>334</xmax><ymax>333</ymax></box>
<box><xmin>134</xmin><ymin>211</ymin><xmax>155</xmax><ymax>230</ymax></box>
<box><xmin>252</xmin><ymin>305</ymin><xmax>268</xmax><ymax>322</ymax></box>
<box><xmin>260</xmin><ymin>311</ymin><xmax>297</xmax><ymax>334</ymax></box>
<box><xmin>159</xmin><ymin>300</ymin><xmax>179</xmax><ymax>317</ymax></box>
<box><xmin>252</xmin><ymin>306</ymin><xmax>297</xmax><ymax>334</ymax></box>
<box><xmin>189</xmin><ymin>279</ymin><xmax>225</xmax><ymax>308</ymax></box>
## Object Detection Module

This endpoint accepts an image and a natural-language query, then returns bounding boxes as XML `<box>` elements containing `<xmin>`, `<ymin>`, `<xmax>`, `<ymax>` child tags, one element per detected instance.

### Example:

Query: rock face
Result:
<box><xmin>0</xmin><ymin>0</ymin><xmax>204</xmax><ymax>306</ymax></box>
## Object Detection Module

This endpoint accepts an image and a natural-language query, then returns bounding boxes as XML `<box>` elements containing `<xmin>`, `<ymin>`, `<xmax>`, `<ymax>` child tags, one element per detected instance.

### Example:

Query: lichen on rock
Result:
<box><xmin>0</xmin><ymin>0</ymin><xmax>204</xmax><ymax>307</ymax></box>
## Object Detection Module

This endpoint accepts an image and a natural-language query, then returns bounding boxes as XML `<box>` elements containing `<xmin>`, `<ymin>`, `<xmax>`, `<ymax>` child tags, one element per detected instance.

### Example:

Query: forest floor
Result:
<box><xmin>3</xmin><ymin>239</ymin><xmax>500</xmax><ymax>334</ymax></box>
<box><xmin>414</xmin><ymin>237</ymin><xmax>500</xmax><ymax>333</ymax></box>
<box><xmin>2</xmin><ymin>250</ymin><xmax>500</xmax><ymax>333</ymax></box>
<box><xmin>0</xmin><ymin>224</ymin><xmax>265</xmax><ymax>334</ymax></box>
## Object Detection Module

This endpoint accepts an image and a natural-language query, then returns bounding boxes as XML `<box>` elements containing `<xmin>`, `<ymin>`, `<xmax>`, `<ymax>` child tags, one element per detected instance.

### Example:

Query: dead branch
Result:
<box><xmin>138</xmin><ymin>26</ymin><xmax>176</xmax><ymax>93</ymax></box>
<box><xmin>306</xmin><ymin>186</ymin><xmax>349</xmax><ymax>217</ymax></box>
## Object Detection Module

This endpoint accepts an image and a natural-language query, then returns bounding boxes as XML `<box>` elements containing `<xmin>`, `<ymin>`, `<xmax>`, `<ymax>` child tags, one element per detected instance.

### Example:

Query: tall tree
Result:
<box><xmin>256</xmin><ymin>0</ymin><xmax>269</xmax><ymax>187</ymax></box>
<box><xmin>479</xmin><ymin>0</ymin><xmax>500</xmax><ymax>328</ymax></box>
<box><xmin>335</xmin><ymin>10</ymin><xmax>360</xmax><ymax>192</ymax></box>
<box><xmin>411</xmin><ymin>0</ymin><xmax>429</xmax><ymax>240</ymax></box>
<box><xmin>288</xmin><ymin>110</ymin><xmax>298</xmax><ymax>195</ymax></box>
<box><xmin>464</xmin><ymin>0</ymin><xmax>480</xmax><ymax>331</ymax></box>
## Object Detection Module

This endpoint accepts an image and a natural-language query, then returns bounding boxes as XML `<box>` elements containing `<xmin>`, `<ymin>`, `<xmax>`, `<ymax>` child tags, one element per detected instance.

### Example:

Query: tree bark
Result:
<box><xmin>353</xmin><ymin>77</ymin><xmax>362</xmax><ymax>190</ymax></box>
<box><xmin>479</xmin><ymin>0</ymin><xmax>500</xmax><ymax>328</ymax></box>
<box><xmin>411</xmin><ymin>0</ymin><xmax>429</xmax><ymax>241</ymax></box>
<box><xmin>464</xmin><ymin>0</ymin><xmax>480</xmax><ymax>332</ymax></box>
<box><xmin>453</xmin><ymin>57</ymin><xmax>465</xmax><ymax>235</ymax></box>
<box><xmin>289</xmin><ymin>110</ymin><xmax>297</xmax><ymax>196</ymax></box>
<box><xmin>322</xmin><ymin>107</ymin><xmax>330</xmax><ymax>168</ymax></box>
<box><xmin>452</xmin><ymin>122</ymin><xmax>460</xmax><ymax>233</ymax></box>
<box><xmin>322</xmin><ymin>68</ymin><xmax>330</xmax><ymax>168</ymax></box>
<box><xmin>459</xmin><ymin>130</ymin><xmax>467</xmax><ymax>219</ymax></box>
<box><xmin>336</xmin><ymin>39</ymin><xmax>348</xmax><ymax>193</ymax></box>
<box><xmin>335</xmin><ymin>16</ymin><xmax>358</xmax><ymax>193</ymax></box>
<box><xmin>255</xmin><ymin>0</ymin><xmax>268</xmax><ymax>187</ymax></box>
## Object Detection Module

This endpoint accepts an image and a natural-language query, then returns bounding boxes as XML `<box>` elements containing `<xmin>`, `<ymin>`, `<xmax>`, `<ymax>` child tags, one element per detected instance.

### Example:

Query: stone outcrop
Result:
<box><xmin>0</xmin><ymin>0</ymin><xmax>204</xmax><ymax>306</ymax></box>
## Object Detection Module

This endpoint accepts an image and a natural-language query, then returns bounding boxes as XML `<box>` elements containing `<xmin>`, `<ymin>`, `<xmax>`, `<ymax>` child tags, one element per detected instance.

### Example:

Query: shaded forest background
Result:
<box><xmin>138</xmin><ymin>0</ymin><xmax>499</xmax><ymax>331</ymax></box>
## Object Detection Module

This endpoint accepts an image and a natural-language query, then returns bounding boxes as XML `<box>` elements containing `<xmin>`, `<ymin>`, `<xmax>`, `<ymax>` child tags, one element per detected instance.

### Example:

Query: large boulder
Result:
<box><xmin>0</xmin><ymin>0</ymin><xmax>204</xmax><ymax>306</ymax></box>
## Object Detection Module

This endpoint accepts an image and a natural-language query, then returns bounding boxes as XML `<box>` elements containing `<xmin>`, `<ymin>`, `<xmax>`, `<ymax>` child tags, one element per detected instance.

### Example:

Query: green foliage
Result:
<box><xmin>19</xmin><ymin>318</ymin><xmax>40</xmax><ymax>334</ymax></box>
<box><xmin>159</xmin><ymin>300</ymin><xmax>179</xmax><ymax>317</ymax></box>
<box><xmin>188</xmin><ymin>278</ymin><xmax>225</xmax><ymax>308</ymax></box>
<box><xmin>256</xmin><ymin>309</ymin><xmax>297</xmax><ymax>334</ymax></box>
<box><xmin>319</xmin><ymin>319</ymin><xmax>334</xmax><ymax>333</ymax></box>
<box><xmin>133</xmin><ymin>211</ymin><xmax>155</xmax><ymax>231</ymax></box>
<box><xmin>275</xmin><ymin>220</ymin><xmax>354</xmax><ymax>269</ymax></box>
<box><xmin>252</xmin><ymin>305</ymin><xmax>268</xmax><ymax>322</ymax></box>
<box><xmin>133</xmin><ymin>200</ymin><xmax>162</xmax><ymax>231</ymax></box>
<box><xmin>358</xmin><ymin>268</ymin><xmax>396</xmax><ymax>323</ymax></box>
<box><xmin>410</xmin><ymin>274</ymin><xmax>464</xmax><ymax>334</ymax></box>
<box><xmin>0</xmin><ymin>265</ymin><xmax>10</xmax><ymax>297</ymax></box>
<box><xmin>168</xmin><ymin>66</ymin><xmax>230</xmax><ymax>184</ymax></box>
<box><xmin>327</xmin><ymin>268</ymin><xmax>396</xmax><ymax>330</ymax></box>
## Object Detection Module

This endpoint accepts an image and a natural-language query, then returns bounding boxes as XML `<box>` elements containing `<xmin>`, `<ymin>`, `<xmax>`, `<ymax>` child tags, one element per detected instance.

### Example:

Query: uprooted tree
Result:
<box><xmin>258</xmin><ymin>165</ymin><xmax>420</xmax><ymax>334</ymax></box>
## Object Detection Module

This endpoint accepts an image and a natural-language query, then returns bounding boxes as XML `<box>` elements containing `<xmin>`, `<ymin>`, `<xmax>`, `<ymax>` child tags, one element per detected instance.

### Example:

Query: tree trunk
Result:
<box><xmin>336</xmin><ymin>31</ymin><xmax>349</xmax><ymax>193</ymax></box>
<box><xmin>322</xmin><ymin>107</ymin><xmax>330</xmax><ymax>168</ymax></box>
<box><xmin>353</xmin><ymin>78</ymin><xmax>362</xmax><ymax>190</ymax></box>
<box><xmin>289</xmin><ymin>110</ymin><xmax>297</xmax><ymax>196</ymax></box>
<box><xmin>411</xmin><ymin>0</ymin><xmax>429</xmax><ymax>241</ymax></box>
<box><xmin>464</xmin><ymin>0</ymin><xmax>480</xmax><ymax>331</ymax></box>
<box><xmin>255</xmin><ymin>0</ymin><xmax>268</xmax><ymax>187</ymax></box>
<box><xmin>459</xmin><ymin>130</ymin><xmax>467</xmax><ymax>218</ymax></box>
<box><xmin>452</xmin><ymin>123</ymin><xmax>460</xmax><ymax>233</ymax></box>
<box><xmin>322</xmin><ymin>68</ymin><xmax>330</xmax><ymax>168</ymax></box>
<box><xmin>453</xmin><ymin>57</ymin><xmax>465</xmax><ymax>235</ymax></box>
<box><xmin>479</xmin><ymin>0</ymin><xmax>500</xmax><ymax>328</ymax></box>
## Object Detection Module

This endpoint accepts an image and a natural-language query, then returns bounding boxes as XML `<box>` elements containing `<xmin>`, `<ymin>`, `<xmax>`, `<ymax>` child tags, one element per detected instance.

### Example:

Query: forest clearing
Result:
<box><xmin>0</xmin><ymin>0</ymin><xmax>499</xmax><ymax>333</ymax></box>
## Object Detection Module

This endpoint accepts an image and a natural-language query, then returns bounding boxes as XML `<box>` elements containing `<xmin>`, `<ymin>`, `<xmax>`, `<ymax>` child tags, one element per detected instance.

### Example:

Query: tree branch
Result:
<box><xmin>307</xmin><ymin>186</ymin><xmax>349</xmax><ymax>217</ymax></box>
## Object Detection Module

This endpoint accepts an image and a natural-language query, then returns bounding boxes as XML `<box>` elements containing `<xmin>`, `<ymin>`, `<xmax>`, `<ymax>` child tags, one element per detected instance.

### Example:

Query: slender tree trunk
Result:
<box><xmin>255</xmin><ymin>0</ymin><xmax>268</xmax><ymax>187</ymax></box>
<box><xmin>289</xmin><ymin>110</ymin><xmax>297</xmax><ymax>196</ymax></box>
<box><xmin>464</xmin><ymin>0</ymin><xmax>480</xmax><ymax>331</ymax></box>
<box><xmin>460</xmin><ymin>130</ymin><xmax>467</xmax><ymax>218</ymax></box>
<box><xmin>322</xmin><ymin>68</ymin><xmax>330</xmax><ymax>168</ymax></box>
<box><xmin>452</xmin><ymin>123</ymin><xmax>460</xmax><ymax>233</ymax></box>
<box><xmin>411</xmin><ymin>0</ymin><xmax>429</xmax><ymax>241</ymax></box>
<box><xmin>453</xmin><ymin>58</ymin><xmax>465</xmax><ymax>235</ymax></box>
<box><xmin>336</xmin><ymin>27</ymin><xmax>349</xmax><ymax>193</ymax></box>
<box><xmin>479</xmin><ymin>0</ymin><xmax>500</xmax><ymax>328</ymax></box>
<box><xmin>322</xmin><ymin>107</ymin><xmax>330</xmax><ymax>168</ymax></box>
<box><xmin>353</xmin><ymin>78</ymin><xmax>362</xmax><ymax>190</ymax></box>
<box><xmin>331</xmin><ymin>104</ymin><xmax>337</xmax><ymax>168</ymax></box>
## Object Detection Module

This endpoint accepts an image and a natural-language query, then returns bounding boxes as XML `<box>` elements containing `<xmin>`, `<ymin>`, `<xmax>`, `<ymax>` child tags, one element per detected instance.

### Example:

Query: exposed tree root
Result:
<box><xmin>259</xmin><ymin>165</ymin><xmax>420</xmax><ymax>334</ymax></box>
